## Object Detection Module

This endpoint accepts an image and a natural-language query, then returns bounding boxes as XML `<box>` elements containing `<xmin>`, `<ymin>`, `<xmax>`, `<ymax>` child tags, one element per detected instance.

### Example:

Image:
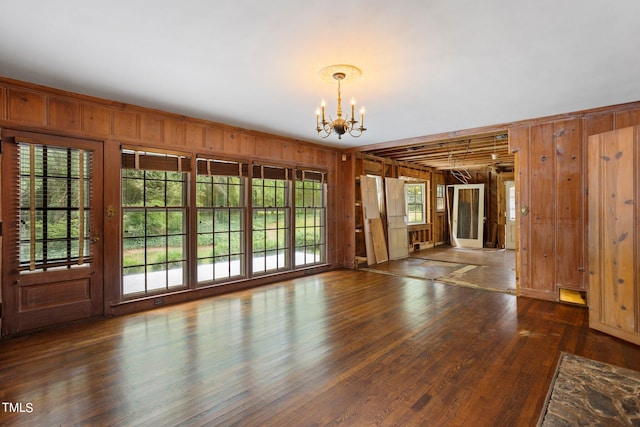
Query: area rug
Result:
<box><xmin>538</xmin><ymin>352</ymin><xmax>640</xmax><ymax>426</ymax></box>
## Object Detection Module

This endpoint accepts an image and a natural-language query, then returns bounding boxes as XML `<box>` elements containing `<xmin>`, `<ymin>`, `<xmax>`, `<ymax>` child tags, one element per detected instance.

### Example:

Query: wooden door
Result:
<box><xmin>1</xmin><ymin>130</ymin><xmax>103</xmax><ymax>335</ymax></box>
<box><xmin>450</xmin><ymin>184</ymin><xmax>484</xmax><ymax>248</ymax></box>
<box><xmin>385</xmin><ymin>178</ymin><xmax>409</xmax><ymax>260</ymax></box>
<box><xmin>505</xmin><ymin>180</ymin><xmax>516</xmax><ymax>250</ymax></box>
<box><xmin>587</xmin><ymin>126</ymin><xmax>640</xmax><ymax>345</ymax></box>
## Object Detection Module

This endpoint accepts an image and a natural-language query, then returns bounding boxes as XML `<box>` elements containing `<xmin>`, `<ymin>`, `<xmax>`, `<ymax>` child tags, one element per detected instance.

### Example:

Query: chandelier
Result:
<box><xmin>316</xmin><ymin>64</ymin><xmax>366</xmax><ymax>139</ymax></box>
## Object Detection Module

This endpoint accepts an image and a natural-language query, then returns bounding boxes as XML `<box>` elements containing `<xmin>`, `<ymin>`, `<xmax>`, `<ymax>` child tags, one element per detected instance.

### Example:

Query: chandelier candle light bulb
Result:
<box><xmin>351</xmin><ymin>98</ymin><xmax>355</xmax><ymax>121</ymax></box>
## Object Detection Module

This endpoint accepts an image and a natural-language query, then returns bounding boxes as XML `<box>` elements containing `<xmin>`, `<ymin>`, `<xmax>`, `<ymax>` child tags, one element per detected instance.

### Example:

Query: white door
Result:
<box><xmin>385</xmin><ymin>178</ymin><xmax>409</xmax><ymax>260</ymax></box>
<box><xmin>505</xmin><ymin>180</ymin><xmax>516</xmax><ymax>249</ymax></box>
<box><xmin>449</xmin><ymin>184</ymin><xmax>484</xmax><ymax>248</ymax></box>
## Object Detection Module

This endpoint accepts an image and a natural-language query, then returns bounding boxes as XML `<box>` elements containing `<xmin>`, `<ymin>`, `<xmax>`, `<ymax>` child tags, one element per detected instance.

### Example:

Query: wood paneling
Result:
<box><xmin>113</xmin><ymin>110</ymin><xmax>138</xmax><ymax>139</ymax></box>
<box><xmin>8</xmin><ymin>88</ymin><xmax>46</xmax><ymax>125</ymax></box>
<box><xmin>524</xmin><ymin>124</ymin><xmax>556</xmax><ymax>298</ymax></box>
<box><xmin>238</xmin><ymin>132</ymin><xmax>256</xmax><ymax>156</ymax></box>
<box><xmin>513</xmin><ymin>105</ymin><xmax>640</xmax><ymax>301</ymax></box>
<box><xmin>204</xmin><ymin>126</ymin><xmax>224</xmax><ymax>151</ymax></box>
<box><xmin>21</xmin><ymin>278</ymin><xmax>90</xmax><ymax>310</ymax></box>
<box><xmin>511</xmin><ymin>127</ymin><xmax>529</xmax><ymax>297</ymax></box>
<box><xmin>615</xmin><ymin>109</ymin><xmax>640</xmax><ymax>129</ymax></box>
<box><xmin>0</xmin><ymin>86</ymin><xmax>6</xmax><ymax>119</ymax></box>
<box><xmin>583</xmin><ymin>112</ymin><xmax>614</xmax><ymax>137</ymax></box>
<box><xmin>555</xmin><ymin>119</ymin><xmax>583</xmax><ymax>289</ymax></box>
<box><xmin>588</xmin><ymin>126</ymin><xmax>640</xmax><ymax>345</ymax></box>
<box><xmin>164</xmin><ymin>118</ymin><xmax>184</xmax><ymax>145</ymax></box>
<box><xmin>140</xmin><ymin>113</ymin><xmax>164</xmax><ymax>143</ymax></box>
<box><xmin>48</xmin><ymin>96</ymin><xmax>81</xmax><ymax>131</ymax></box>
<box><xmin>185</xmin><ymin>121</ymin><xmax>205</xmax><ymax>147</ymax></box>
<box><xmin>222</xmin><ymin>130</ymin><xmax>241</xmax><ymax>154</ymax></box>
<box><xmin>82</xmin><ymin>103</ymin><xmax>111</xmax><ymax>136</ymax></box>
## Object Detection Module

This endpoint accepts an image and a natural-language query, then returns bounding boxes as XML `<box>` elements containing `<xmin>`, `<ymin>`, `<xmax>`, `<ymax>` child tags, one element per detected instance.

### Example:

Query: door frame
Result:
<box><xmin>1</xmin><ymin>129</ymin><xmax>104</xmax><ymax>335</ymax></box>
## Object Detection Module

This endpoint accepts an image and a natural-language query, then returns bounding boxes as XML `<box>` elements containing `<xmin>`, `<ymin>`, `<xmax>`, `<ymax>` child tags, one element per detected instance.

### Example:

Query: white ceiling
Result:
<box><xmin>1</xmin><ymin>0</ymin><xmax>639</xmax><ymax>149</ymax></box>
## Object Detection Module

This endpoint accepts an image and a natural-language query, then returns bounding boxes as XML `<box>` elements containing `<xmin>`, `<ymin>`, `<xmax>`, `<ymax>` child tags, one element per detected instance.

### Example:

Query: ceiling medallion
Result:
<box><xmin>315</xmin><ymin>64</ymin><xmax>366</xmax><ymax>140</ymax></box>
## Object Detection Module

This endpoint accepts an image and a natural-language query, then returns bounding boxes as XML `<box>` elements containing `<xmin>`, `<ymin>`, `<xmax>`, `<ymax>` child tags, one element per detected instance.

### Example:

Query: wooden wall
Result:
<box><xmin>511</xmin><ymin>102</ymin><xmax>640</xmax><ymax>301</ymax></box>
<box><xmin>0</xmin><ymin>77</ymin><xmax>341</xmax><ymax>315</ymax></box>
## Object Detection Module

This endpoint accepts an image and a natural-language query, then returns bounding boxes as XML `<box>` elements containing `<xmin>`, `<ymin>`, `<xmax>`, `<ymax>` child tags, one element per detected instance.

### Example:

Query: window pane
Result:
<box><xmin>166</xmin><ymin>181</ymin><xmax>184</xmax><ymax>206</ymax></box>
<box><xmin>198</xmin><ymin>210</ymin><xmax>213</xmax><ymax>233</ymax></box>
<box><xmin>123</xmin><ymin>211</ymin><xmax>145</xmax><ymax>237</ymax></box>
<box><xmin>123</xmin><ymin>238</ymin><xmax>145</xmax><ymax>267</ymax></box>
<box><xmin>145</xmin><ymin>179</ymin><xmax>166</xmax><ymax>205</ymax></box>
<box><xmin>214</xmin><ymin>210</ymin><xmax>230</xmax><ymax>232</ymax></box>
<box><xmin>146</xmin><ymin>211</ymin><xmax>166</xmax><ymax>236</ymax></box>
<box><xmin>123</xmin><ymin>177</ymin><xmax>144</xmax><ymax>207</ymax></box>
<box><xmin>167</xmin><ymin>210</ymin><xmax>184</xmax><ymax>234</ymax></box>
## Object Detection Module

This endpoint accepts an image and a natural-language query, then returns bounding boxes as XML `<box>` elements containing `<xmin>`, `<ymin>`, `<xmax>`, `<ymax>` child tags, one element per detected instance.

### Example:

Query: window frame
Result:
<box><xmin>121</xmin><ymin>149</ymin><xmax>190</xmax><ymax>298</ymax></box>
<box><xmin>405</xmin><ymin>182</ymin><xmax>427</xmax><ymax>225</ymax></box>
<box><xmin>251</xmin><ymin>166</ymin><xmax>291</xmax><ymax>275</ymax></box>
<box><xmin>436</xmin><ymin>184</ymin><xmax>446</xmax><ymax>212</ymax></box>
<box><xmin>294</xmin><ymin>171</ymin><xmax>327</xmax><ymax>267</ymax></box>
<box><xmin>195</xmin><ymin>159</ymin><xmax>247</xmax><ymax>285</ymax></box>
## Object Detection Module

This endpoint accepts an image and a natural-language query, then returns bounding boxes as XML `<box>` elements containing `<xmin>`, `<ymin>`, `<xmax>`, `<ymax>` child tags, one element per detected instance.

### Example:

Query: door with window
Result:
<box><xmin>1</xmin><ymin>131</ymin><xmax>103</xmax><ymax>335</ymax></box>
<box><xmin>449</xmin><ymin>184</ymin><xmax>484</xmax><ymax>248</ymax></box>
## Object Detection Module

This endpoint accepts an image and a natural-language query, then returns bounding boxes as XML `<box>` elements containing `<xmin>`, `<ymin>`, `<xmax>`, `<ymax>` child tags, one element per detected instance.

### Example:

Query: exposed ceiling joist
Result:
<box><xmin>362</xmin><ymin>130</ymin><xmax>513</xmax><ymax>171</ymax></box>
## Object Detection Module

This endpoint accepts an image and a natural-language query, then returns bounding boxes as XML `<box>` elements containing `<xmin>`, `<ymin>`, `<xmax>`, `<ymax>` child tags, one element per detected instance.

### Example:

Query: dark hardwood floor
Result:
<box><xmin>1</xmin><ymin>269</ymin><xmax>639</xmax><ymax>426</ymax></box>
<box><xmin>365</xmin><ymin>246</ymin><xmax>517</xmax><ymax>293</ymax></box>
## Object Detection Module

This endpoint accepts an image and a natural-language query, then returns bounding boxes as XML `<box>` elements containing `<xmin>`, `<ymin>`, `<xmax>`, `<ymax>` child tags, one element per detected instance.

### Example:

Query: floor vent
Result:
<box><xmin>559</xmin><ymin>288</ymin><xmax>587</xmax><ymax>306</ymax></box>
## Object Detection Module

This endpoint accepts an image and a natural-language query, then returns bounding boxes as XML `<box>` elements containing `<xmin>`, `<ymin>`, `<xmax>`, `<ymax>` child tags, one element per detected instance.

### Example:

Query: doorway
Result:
<box><xmin>1</xmin><ymin>130</ymin><xmax>104</xmax><ymax>335</ymax></box>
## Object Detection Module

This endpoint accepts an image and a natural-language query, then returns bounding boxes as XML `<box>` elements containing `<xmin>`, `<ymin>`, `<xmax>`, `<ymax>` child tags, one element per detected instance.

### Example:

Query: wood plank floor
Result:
<box><xmin>363</xmin><ymin>246</ymin><xmax>516</xmax><ymax>293</ymax></box>
<box><xmin>1</xmin><ymin>269</ymin><xmax>639</xmax><ymax>426</ymax></box>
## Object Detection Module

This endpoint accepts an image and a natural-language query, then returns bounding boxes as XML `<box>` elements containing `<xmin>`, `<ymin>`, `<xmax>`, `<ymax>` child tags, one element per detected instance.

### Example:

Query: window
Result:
<box><xmin>406</xmin><ymin>183</ymin><xmax>426</xmax><ymax>225</ymax></box>
<box><xmin>252</xmin><ymin>166</ymin><xmax>290</xmax><ymax>274</ymax></box>
<box><xmin>507</xmin><ymin>184</ymin><xmax>516</xmax><ymax>221</ymax></box>
<box><xmin>196</xmin><ymin>159</ymin><xmax>245</xmax><ymax>284</ymax></box>
<box><xmin>436</xmin><ymin>184</ymin><xmax>446</xmax><ymax>212</ymax></box>
<box><xmin>118</xmin><ymin>153</ymin><xmax>328</xmax><ymax>301</ymax></box>
<box><xmin>295</xmin><ymin>170</ymin><xmax>326</xmax><ymax>266</ymax></box>
<box><xmin>18</xmin><ymin>143</ymin><xmax>92</xmax><ymax>272</ymax></box>
<box><xmin>121</xmin><ymin>150</ymin><xmax>189</xmax><ymax>296</ymax></box>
